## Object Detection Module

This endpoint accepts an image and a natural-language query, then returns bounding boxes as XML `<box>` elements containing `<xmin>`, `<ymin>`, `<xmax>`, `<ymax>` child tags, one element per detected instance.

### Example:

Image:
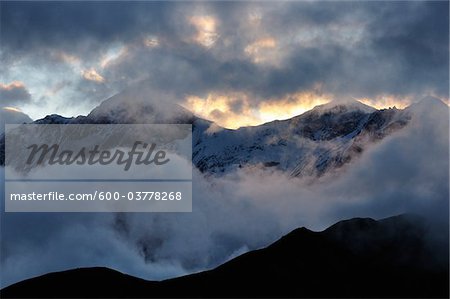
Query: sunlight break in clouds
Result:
<box><xmin>359</xmin><ymin>95</ymin><xmax>450</xmax><ymax>109</ymax></box>
<box><xmin>2</xmin><ymin>106</ymin><xmax>22</xmax><ymax>113</ymax></box>
<box><xmin>143</xmin><ymin>36</ymin><xmax>160</xmax><ymax>48</ymax></box>
<box><xmin>183</xmin><ymin>90</ymin><xmax>333</xmax><ymax>129</ymax></box>
<box><xmin>100</xmin><ymin>44</ymin><xmax>128</xmax><ymax>69</ymax></box>
<box><xmin>188</xmin><ymin>15</ymin><xmax>220</xmax><ymax>48</ymax></box>
<box><xmin>244</xmin><ymin>37</ymin><xmax>277</xmax><ymax>64</ymax></box>
<box><xmin>0</xmin><ymin>81</ymin><xmax>27</xmax><ymax>91</ymax></box>
<box><xmin>182</xmin><ymin>90</ymin><xmax>432</xmax><ymax>129</ymax></box>
<box><xmin>54</xmin><ymin>51</ymin><xmax>81</xmax><ymax>67</ymax></box>
<box><xmin>358</xmin><ymin>95</ymin><xmax>413</xmax><ymax>110</ymax></box>
<box><xmin>258</xmin><ymin>91</ymin><xmax>333</xmax><ymax>123</ymax></box>
<box><xmin>183</xmin><ymin>92</ymin><xmax>261</xmax><ymax>129</ymax></box>
<box><xmin>1</xmin><ymin>2</ymin><xmax>447</xmax><ymax>123</ymax></box>
<box><xmin>82</xmin><ymin>68</ymin><xmax>105</xmax><ymax>83</ymax></box>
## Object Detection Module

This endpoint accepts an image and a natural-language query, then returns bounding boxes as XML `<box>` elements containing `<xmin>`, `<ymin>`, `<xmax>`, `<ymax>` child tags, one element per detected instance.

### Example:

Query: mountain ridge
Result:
<box><xmin>1</xmin><ymin>214</ymin><xmax>448</xmax><ymax>298</ymax></box>
<box><xmin>1</xmin><ymin>94</ymin><xmax>448</xmax><ymax>178</ymax></box>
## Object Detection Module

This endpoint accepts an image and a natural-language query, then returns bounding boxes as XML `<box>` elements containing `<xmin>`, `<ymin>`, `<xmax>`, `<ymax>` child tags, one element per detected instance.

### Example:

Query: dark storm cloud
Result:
<box><xmin>0</xmin><ymin>1</ymin><xmax>448</xmax><ymax>289</ymax></box>
<box><xmin>363</xmin><ymin>1</ymin><xmax>449</xmax><ymax>97</ymax></box>
<box><xmin>0</xmin><ymin>82</ymin><xmax>31</xmax><ymax>106</ymax></box>
<box><xmin>1</xmin><ymin>2</ymin><xmax>171</xmax><ymax>59</ymax></box>
<box><xmin>114</xmin><ymin>1</ymin><xmax>448</xmax><ymax>100</ymax></box>
<box><xmin>0</xmin><ymin>1</ymin><xmax>448</xmax><ymax>108</ymax></box>
<box><xmin>227</xmin><ymin>1</ymin><xmax>449</xmax><ymax>99</ymax></box>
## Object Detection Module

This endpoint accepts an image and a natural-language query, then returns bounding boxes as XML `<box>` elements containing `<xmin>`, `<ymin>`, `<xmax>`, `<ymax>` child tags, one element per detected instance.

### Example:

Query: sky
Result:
<box><xmin>1</xmin><ymin>1</ymin><xmax>449</xmax><ymax>128</ymax></box>
<box><xmin>0</xmin><ymin>1</ymin><xmax>449</xmax><ymax>287</ymax></box>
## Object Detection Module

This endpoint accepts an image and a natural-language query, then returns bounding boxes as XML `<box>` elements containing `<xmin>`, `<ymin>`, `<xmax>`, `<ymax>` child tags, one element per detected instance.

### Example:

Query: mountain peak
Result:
<box><xmin>311</xmin><ymin>99</ymin><xmax>376</xmax><ymax>114</ymax></box>
<box><xmin>408</xmin><ymin>96</ymin><xmax>448</xmax><ymax>110</ymax></box>
<box><xmin>87</xmin><ymin>82</ymin><xmax>194</xmax><ymax>124</ymax></box>
<box><xmin>405</xmin><ymin>96</ymin><xmax>449</xmax><ymax>120</ymax></box>
<box><xmin>0</xmin><ymin>107</ymin><xmax>33</xmax><ymax>134</ymax></box>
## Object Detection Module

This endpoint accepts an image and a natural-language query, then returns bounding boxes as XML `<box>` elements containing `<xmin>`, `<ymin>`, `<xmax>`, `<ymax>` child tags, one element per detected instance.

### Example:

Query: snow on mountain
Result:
<box><xmin>405</xmin><ymin>96</ymin><xmax>449</xmax><ymax>121</ymax></box>
<box><xmin>192</xmin><ymin>99</ymin><xmax>410</xmax><ymax>177</ymax></box>
<box><xmin>308</xmin><ymin>98</ymin><xmax>376</xmax><ymax>114</ymax></box>
<box><xmin>85</xmin><ymin>83</ymin><xmax>195</xmax><ymax>124</ymax></box>
<box><xmin>3</xmin><ymin>88</ymin><xmax>445</xmax><ymax>178</ymax></box>
<box><xmin>0</xmin><ymin>107</ymin><xmax>33</xmax><ymax>133</ymax></box>
<box><xmin>0</xmin><ymin>108</ymin><xmax>33</xmax><ymax>166</ymax></box>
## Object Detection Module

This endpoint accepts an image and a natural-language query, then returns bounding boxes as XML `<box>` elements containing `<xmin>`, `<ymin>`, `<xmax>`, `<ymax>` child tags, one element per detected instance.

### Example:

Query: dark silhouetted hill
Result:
<box><xmin>2</xmin><ymin>214</ymin><xmax>448</xmax><ymax>298</ymax></box>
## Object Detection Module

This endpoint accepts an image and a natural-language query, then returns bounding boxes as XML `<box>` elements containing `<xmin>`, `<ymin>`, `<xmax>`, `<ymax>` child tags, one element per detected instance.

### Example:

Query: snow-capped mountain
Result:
<box><xmin>2</xmin><ymin>88</ymin><xmax>446</xmax><ymax>178</ymax></box>
<box><xmin>0</xmin><ymin>108</ymin><xmax>33</xmax><ymax>165</ymax></box>
<box><xmin>192</xmin><ymin>100</ymin><xmax>411</xmax><ymax>177</ymax></box>
<box><xmin>0</xmin><ymin>107</ymin><xmax>32</xmax><ymax>134</ymax></box>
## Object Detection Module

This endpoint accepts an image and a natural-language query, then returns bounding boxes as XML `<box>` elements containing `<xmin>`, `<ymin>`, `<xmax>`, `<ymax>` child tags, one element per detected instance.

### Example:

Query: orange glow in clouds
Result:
<box><xmin>100</xmin><ymin>46</ymin><xmax>128</xmax><ymax>69</ymax></box>
<box><xmin>244</xmin><ymin>37</ymin><xmax>277</xmax><ymax>64</ymax></box>
<box><xmin>144</xmin><ymin>37</ymin><xmax>160</xmax><ymax>48</ymax></box>
<box><xmin>0</xmin><ymin>81</ymin><xmax>27</xmax><ymax>91</ymax></box>
<box><xmin>182</xmin><ymin>92</ymin><xmax>435</xmax><ymax>129</ymax></box>
<box><xmin>82</xmin><ymin>68</ymin><xmax>105</xmax><ymax>83</ymax></box>
<box><xmin>183</xmin><ymin>92</ymin><xmax>260</xmax><ymax>129</ymax></box>
<box><xmin>2</xmin><ymin>106</ymin><xmax>22</xmax><ymax>113</ymax></box>
<box><xmin>55</xmin><ymin>51</ymin><xmax>80</xmax><ymax>66</ymax></box>
<box><xmin>183</xmin><ymin>91</ymin><xmax>333</xmax><ymax>129</ymax></box>
<box><xmin>189</xmin><ymin>15</ymin><xmax>219</xmax><ymax>48</ymax></box>
<box><xmin>259</xmin><ymin>92</ymin><xmax>332</xmax><ymax>123</ymax></box>
<box><xmin>358</xmin><ymin>96</ymin><xmax>412</xmax><ymax>109</ymax></box>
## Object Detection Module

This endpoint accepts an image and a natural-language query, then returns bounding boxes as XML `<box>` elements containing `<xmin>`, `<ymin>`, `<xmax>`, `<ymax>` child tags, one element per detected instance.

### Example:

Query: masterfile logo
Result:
<box><xmin>25</xmin><ymin>141</ymin><xmax>171</xmax><ymax>171</ymax></box>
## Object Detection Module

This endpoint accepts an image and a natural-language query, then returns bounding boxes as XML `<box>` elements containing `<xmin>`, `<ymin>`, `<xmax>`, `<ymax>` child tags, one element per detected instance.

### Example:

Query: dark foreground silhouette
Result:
<box><xmin>2</xmin><ymin>214</ymin><xmax>448</xmax><ymax>298</ymax></box>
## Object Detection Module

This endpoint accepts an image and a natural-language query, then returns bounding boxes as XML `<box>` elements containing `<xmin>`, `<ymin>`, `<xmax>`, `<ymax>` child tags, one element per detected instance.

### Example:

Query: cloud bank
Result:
<box><xmin>1</xmin><ymin>101</ymin><xmax>448</xmax><ymax>287</ymax></box>
<box><xmin>0</xmin><ymin>82</ymin><xmax>31</xmax><ymax>107</ymax></box>
<box><xmin>0</xmin><ymin>1</ymin><xmax>448</xmax><ymax>123</ymax></box>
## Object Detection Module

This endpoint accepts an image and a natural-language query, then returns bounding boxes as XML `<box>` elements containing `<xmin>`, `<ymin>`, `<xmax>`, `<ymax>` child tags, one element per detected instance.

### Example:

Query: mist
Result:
<box><xmin>1</xmin><ymin>101</ymin><xmax>448</xmax><ymax>288</ymax></box>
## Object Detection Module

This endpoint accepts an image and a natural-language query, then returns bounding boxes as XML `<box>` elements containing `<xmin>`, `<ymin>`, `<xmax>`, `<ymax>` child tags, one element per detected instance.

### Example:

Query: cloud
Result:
<box><xmin>0</xmin><ymin>82</ymin><xmax>31</xmax><ymax>107</ymax></box>
<box><xmin>244</xmin><ymin>37</ymin><xmax>278</xmax><ymax>64</ymax></box>
<box><xmin>188</xmin><ymin>15</ymin><xmax>220</xmax><ymax>48</ymax></box>
<box><xmin>182</xmin><ymin>89</ymin><xmax>333</xmax><ymax>128</ymax></box>
<box><xmin>143</xmin><ymin>37</ymin><xmax>160</xmax><ymax>49</ymax></box>
<box><xmin>0</xmin><ymin>1</ymin><xmax>448</xmax><ymax>289</ymax></box>
<box><xmin>82</xmin><ymin>68</ymin><xmax>105</xmax><ymax>83</ymax></box>
<box><xmin>1</xmin><ymin>101</ymin><xmax>448</xmax><ymax>287</ymax></box>
<box><xmin>183</xmin><ymin>92</ymin><xmax>261</xmax><ymax>128</ymax></box>
<box><xmin>1</xmin><ymin>2</ymin><xmax>448</xmax><ymax>121</ymax></box>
